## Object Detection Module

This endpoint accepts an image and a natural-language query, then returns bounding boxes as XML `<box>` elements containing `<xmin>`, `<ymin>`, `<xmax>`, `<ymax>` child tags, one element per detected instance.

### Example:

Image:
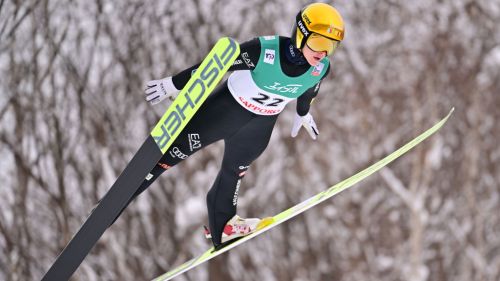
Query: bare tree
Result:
<box><xmin>1</xmin><ymin>0</ymin><xmax>499</xmax><ymax>281</ymax></box>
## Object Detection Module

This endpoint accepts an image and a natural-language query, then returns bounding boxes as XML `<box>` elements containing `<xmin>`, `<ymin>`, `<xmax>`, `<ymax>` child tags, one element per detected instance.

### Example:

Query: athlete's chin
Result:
<box><xmin>306</xmin><ymin>59</ymin><xmax>321</xmax><ymax>67</ymax></box>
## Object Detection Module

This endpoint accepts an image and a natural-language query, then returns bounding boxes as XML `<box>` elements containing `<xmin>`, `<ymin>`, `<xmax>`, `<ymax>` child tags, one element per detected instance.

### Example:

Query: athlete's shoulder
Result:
<box><xmin>239</xmin><ymin>37</ymin><xmax>261</xmax><ymax>50</ymax></box>
<box><xmin>237</xmin><ymin>36</ymin><xmax>279</xmax><ymax>67</ymax></box>
<box><xmin>257</xmin><ymin>35</ymin><xmax>281</xmax><ymax>44</ymax></box>
<box><xmin>278</xmin><ymin>35</ymin><xmax>291</xmax><ymax>42</ymax></box>
<box><xmin>228</xmin><ymin>37</ymin><xmax>262</xmax><ymax>71</ymax></box>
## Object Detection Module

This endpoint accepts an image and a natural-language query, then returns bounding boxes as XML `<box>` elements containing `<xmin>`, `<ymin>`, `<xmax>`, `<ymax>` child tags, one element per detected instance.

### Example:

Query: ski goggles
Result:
<box><xmin>306</xmin><ymin>33</ymin><xmax>340</xmax><ymax>56</ymax></box>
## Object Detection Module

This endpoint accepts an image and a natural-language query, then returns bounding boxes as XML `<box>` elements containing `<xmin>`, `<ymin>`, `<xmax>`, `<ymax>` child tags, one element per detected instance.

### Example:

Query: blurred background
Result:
<box><xmin>1</xmin><ymin>0</ymin><xmax>499</xmax><ymax>280</ymax></box>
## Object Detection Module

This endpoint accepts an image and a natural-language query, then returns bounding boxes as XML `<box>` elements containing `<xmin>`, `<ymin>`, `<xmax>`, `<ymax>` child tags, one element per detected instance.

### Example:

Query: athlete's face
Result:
<box><xmin>302</xmin><ymin>44</ymin><xmax>327</xmax><ymax>66</ymax></box>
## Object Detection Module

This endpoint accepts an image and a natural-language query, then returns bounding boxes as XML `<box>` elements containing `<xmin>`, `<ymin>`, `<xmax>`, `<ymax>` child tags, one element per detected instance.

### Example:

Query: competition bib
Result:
<box><xmin>227</xmin><ymin>36</ymin><xmax>329</xmax><ymax>116</ymax></box>
<box><xmin>228</xmin><ymin>71</ymin><xmax>295</xmax><ymax>115</ymax></box>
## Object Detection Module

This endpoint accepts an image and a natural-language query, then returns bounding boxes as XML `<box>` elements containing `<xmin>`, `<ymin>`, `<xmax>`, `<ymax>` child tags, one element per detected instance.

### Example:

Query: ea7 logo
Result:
<box><xmin>188</xmin><ymin>133</ymin><xmax>201</xmax><ymax>151</ymax></box>
<box><xmin>264</xmin><ymin>49</ymin><xmax>275</xmax><ymax>64</ymax></box>
<box><xmin>241</xmin><ymin>52</ymin><xmax>255</xmax><ymax>68</ymax></box>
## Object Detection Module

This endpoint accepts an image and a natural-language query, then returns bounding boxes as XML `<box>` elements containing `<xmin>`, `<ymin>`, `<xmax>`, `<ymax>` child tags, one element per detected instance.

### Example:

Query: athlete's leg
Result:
<box><xmin>206</xmin><ymin>115</ymin><xmax>278</xmax><ymax>245</ymax></box>
<box><xmin>110</xmin><ymin>83</ymin><xmax>252</xmax><ymax>225</ymax></box>
<box><xmin>131</xmin><ymin>82</ymin><xmax>253</xmax><ymax>199</ymax></box>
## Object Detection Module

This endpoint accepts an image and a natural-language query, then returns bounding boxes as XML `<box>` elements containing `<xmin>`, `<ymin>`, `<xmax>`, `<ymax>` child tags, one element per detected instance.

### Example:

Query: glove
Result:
<box><xmin>291</xmin><ymin>112</ymin><xmax>319</xmax><ymax>140</ymax></box>
<box><xmin>145</xmin><ymin>76</ymin><xmax>180</xmax><ymax>105</ymax></box>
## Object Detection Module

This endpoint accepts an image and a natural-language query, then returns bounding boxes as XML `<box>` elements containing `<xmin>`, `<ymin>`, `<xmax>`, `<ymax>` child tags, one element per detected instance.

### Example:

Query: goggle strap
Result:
<box><xmin>296</xmin><ymin>12</ymin><xmax>311</xmax><ymax>48</ymax></box>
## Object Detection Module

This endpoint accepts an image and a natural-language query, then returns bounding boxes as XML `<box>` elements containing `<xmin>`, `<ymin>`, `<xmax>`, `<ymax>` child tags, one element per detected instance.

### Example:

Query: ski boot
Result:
<box><xmin>204</xmin><ymin>215</ymin><xmax>275</xmax><ymax>250</ymax></box>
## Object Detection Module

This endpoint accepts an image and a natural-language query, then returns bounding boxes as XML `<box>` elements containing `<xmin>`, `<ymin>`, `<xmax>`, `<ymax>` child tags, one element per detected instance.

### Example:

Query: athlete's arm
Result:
<box><xmin>296</xmin><ymin>64</ymin><xmax>331</xmax><ymax>116</ymax></box>
<box><xmin>171</xmin><ymin>38</ymin><xmax>261</xmax><ymax>89</ymax></box>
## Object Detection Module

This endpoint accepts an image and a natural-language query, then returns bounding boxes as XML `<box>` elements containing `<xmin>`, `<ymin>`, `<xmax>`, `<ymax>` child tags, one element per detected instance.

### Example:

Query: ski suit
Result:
<box><xmin>125</xmin><ymin>36</ymin><xmax>330</xmax><ymax>246</ymax></box>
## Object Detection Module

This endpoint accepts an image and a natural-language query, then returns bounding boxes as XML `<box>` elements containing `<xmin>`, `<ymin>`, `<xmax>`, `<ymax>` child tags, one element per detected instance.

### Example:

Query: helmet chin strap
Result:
<box><xmin>284</xmin><ymin>38</ymin><xmax>307</xmax><ymax>65</ymax></box>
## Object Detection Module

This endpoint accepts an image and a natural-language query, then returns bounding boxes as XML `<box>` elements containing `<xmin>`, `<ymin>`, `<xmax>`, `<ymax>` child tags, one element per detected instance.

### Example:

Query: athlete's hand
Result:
<box><xmin>145</xmin><ymin>76</ymin><xmax>180</xmax><ymax>105</ymax></box>
<box><xmin>291</xmin><ymin>112</ymin><xmax>319</xmax><ymax>140</ymax></box>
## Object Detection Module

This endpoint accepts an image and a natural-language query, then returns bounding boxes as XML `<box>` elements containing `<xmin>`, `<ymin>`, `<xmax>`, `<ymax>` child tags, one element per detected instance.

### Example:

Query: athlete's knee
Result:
<box><xmin>216</xmin><ymin>164</ymin><xmax>251</xmax><ymax>207</ymax></box>
<box><xmin>235</xmin><ymin>164</ymin><xmax>250</xmax><ymax>178</ymax></box>
<box><xmin>220</xmin><ymin>160</ymin><xmax>251</xmax><ymax>180</ymax></box>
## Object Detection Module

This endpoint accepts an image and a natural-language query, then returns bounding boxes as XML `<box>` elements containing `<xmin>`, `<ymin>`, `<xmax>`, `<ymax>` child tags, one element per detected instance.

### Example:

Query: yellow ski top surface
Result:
<box><xmin>151</xmin><ymin>37</ymin><xmax>240</xmax><ymax>154</ymax></box>
<box><xmin>153</xmin><ymin>108</ymin><xmax>454</xmax><ymax>281</ymax></box>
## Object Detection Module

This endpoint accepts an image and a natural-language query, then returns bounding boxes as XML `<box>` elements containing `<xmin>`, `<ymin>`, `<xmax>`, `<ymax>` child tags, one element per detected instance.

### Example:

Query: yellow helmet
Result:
<box><xmin>291</xmin><ymin>3</ymin><xmax>345</xmax><ymax>55</ymax></box>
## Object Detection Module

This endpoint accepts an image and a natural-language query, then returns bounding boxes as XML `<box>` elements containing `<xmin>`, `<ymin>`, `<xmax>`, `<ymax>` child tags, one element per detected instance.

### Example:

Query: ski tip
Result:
<box><xmin>216</xmin><ymin>37</ymin><xmax>240</xmax><ymax>49</ymax></box>
<box><xmin>256</xmin><ymin>217</ymin><xmax>275</xmax><ymax>230</ymax></box>
<box><xmin>443</xmin><ymin>107</ymin><xmax>455</xmax><ymax>121</ymax></box>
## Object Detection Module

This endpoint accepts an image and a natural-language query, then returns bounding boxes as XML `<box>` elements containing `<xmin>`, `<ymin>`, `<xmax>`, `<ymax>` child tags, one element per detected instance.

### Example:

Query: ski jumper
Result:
<box><xmin>121</xmin><ymin>36</ymin><xmax>330</xmax><ymax>246</ymax></box>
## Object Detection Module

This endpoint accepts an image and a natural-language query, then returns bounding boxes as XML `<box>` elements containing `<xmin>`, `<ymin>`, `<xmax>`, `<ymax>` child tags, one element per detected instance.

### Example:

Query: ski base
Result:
<box><xmin>41</xmin><ymin>37</ymin><xmax>240</xmax><ymax>281</ymax></box>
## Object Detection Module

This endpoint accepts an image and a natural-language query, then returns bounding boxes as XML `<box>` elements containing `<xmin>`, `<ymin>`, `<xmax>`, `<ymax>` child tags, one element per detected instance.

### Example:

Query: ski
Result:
<box><xmin>42</xmin><ymin>37</ymin><xmax>240</xmax><ymax>281</ymax></box>
<box><xmin>152</xmin><ymin>107</ymin><xmax>455</xmax><ymax>281</ymax></box>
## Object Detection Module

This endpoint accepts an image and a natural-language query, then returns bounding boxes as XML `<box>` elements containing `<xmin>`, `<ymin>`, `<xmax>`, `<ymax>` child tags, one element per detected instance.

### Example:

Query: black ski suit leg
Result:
<box><xmin>109</xmin><ymin>82</ymin><xmax>249</xmax><ymax>226</ymax></box>
<box><xmin>207</xmin><ymin>114</ymin><xmax>277</xmax><ymax>246</ymax></box>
